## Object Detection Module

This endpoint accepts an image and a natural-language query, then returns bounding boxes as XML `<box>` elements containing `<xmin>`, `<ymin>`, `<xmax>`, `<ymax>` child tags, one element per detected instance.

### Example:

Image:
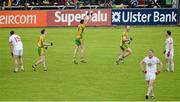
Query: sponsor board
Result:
<box><xmin>47</xmin><ymin>9</ymin><xmax>111</xmax><ymax>26</ymax></box>
<box><xmin>0</xmin><ymin>11</ymin><xmax>47</xmax><ymax>27</ymax></box>
<box><xmin>112</xmin><ymin>8</ymin><xmax>178</xmax><ymax>25</ymax></box>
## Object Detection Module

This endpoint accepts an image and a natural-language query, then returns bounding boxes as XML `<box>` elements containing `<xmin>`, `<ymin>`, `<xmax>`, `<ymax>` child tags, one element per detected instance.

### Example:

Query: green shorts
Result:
<box><xmin>120</xmin><ymin>44</ymin><xmax>129</xmax><ymax>51</ymax></box>
<box><xmin>38</xmin><ymin>47</ymin><xmax>45</xmax><ymax>56</ymax></box>
<box><xmin>75</xmin><ymin>38</ymin><xmax>81</xmax><ymax>46</ymax></box>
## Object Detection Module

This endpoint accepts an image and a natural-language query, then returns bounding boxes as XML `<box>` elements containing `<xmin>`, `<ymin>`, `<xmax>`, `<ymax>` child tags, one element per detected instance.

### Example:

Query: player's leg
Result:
<box><xmin>170</xmin><ymin>52</ymin><xmax>174</xmax><ymax>72</ymax></box>
<box><xmin>32</xmin><ymin>48</ymin><xmax>45</xmax><ymax>71</ymax></box>
<box><xmin>165</xmin><ymin>51</ymin><xmax>170</xmax><ymax>72</ymax></box>
<box><xmin>146</xmin><ymin>80</ymin><xmax>155</xmax><ymax>99</ymax></box>
<box><xmin>169</xmin><ymin>59</ymin><xmax>174</xmax><ymax>72</ymax></box>
<box><xmin>43</xmin><ymin>56</ymin><xmax>47</xmax><ymax>71</ymax></box>
<box><xmin>13</xmin><ymin>55</ymin><xmax>19</xmax><ymax>72</ymax></box>
<box><xmin>19</xmin><ymin>49</ymin><xmax>24</xmax><ymax>71</ymax></box>
<box><xmin>32</xmin><ymin>55</ymin><xmax>45</xmax><ymax>70</ymax></box>
<box><xmin>73</xmin><ymin>45</ymin><xmax>79</xmax><ymax>64</ymax></box>
<box><xmin>116</xmin><ymin>46</ymin><xmax>125</xmax><ymax>64</ymax></box>
<box><xmin>150</xmin><ymin>88</ymin><xmax>155</xmax><ymax>99</ymax></box>
<box><xmin>123</xmin><ymin>48</ymin><xmax>132</xmax><ymax>58</ymax></box>
<box><xmin>73</xmin><ymin>38</ymin><xmax>81</xmax><ymax>64</ymax></box>
<box><xmin>19</xmin><ymin>56</ymin><xmax>24</xmax><ymax>71</ymax></box>
<box><xmin>80</xmin><ymin>42</ymin><xmax>87</xmax><ymax>63</ymax></box>
<box><xmin>165</xmin><ymin>58</ymin><xmax>170</xmax><ymax>72</ymax></box>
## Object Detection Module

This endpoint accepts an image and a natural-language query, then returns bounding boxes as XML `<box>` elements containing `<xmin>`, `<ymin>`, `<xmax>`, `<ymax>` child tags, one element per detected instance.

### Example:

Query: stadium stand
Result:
<box><xmin>0</xmin><ymin>0</ymin><xmax>177</xmax><ymax>10</ymax></box>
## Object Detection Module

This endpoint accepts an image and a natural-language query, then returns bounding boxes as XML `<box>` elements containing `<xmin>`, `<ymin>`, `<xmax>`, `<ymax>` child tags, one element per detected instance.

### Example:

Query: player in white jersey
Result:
<box><xmin>9</xmin><ymin>31</ymin><xmax>24</xmax><ymax>72</ymax></box>
<box><xmin>140</xmin><ymin>49</ymin><xmax>163</xmax><ymax>99</ymax></box>
<box><xmin>164</xmin><ymin>30</ymin><xmax>174</xmax><ymax>72</ymax></box>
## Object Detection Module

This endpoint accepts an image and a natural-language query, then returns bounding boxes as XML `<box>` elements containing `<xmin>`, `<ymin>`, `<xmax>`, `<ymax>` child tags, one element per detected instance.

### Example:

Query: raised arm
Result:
<box><xmin>84</xmin><ymin>12</ymin><xmax>93</xmax><ymax>24</ymax></box>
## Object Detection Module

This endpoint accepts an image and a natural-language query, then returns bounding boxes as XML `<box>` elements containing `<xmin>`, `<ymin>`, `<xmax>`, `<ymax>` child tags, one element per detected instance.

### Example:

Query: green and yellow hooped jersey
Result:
<box><xmin>120</xmin><ymin>31</ymin><xmax>129</xmax><ymax>46</ymax></box>
<box><xmin>76</xmin><ymin>24</ymin><xmax>86</xmax><ymax>39</ymax></box>
<box><xmin>37</xmin><ymin>35</ymin><xmax>46</xmax><ymax>48</ymax></box>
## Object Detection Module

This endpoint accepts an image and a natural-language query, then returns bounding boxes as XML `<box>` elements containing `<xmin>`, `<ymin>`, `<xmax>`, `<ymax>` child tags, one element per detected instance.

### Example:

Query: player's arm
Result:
<box><xmin>43</xmin><ymin>42</ymin><xmax>53</xmax><ymax>46</ymax></box>
<box><xmin>155</xmin><ymin>59</ymin><xmax>163</xmax><ymax>75</ymax></box>
<box><xmin>42</xmin><ymin>38</ymin><xmax>53</xmax><ymax>47</ymax></box>
<box><xmin>9</xmin><ymin>42</ymin><xmax>13</xmax><ymax>56</ymax></box>
<box><xmin>84</xmin><ymin>12</ymin><xmax>93</xmax><ymax>24</ymax></box>
<box><xmin>140</xmin><ymin>60</ymin><xmax>146</xmax><ymax>73</ymax></box>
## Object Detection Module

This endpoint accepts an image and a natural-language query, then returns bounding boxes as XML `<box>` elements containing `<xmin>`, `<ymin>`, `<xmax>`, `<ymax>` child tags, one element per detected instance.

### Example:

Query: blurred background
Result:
<box><xmin>0</xmin><ymin>0</ymin><xmax>178</xmax><ymax>10</ymax></box>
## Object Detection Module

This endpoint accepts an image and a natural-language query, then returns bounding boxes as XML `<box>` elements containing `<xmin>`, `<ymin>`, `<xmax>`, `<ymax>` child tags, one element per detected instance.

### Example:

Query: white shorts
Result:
<box><xmin>13</xmin><ymin>49</ymin><xmax>23</xmax><ymax>56</ymax></box>
<box><xmin>146</xmin><ymin>73</ymin><xmax>156</xmax><ymax>81</ymax></box>
<box><xmin>165</xmin><ymin>51</ymin><xmax>174</xmax><ymax>59</ymax></box>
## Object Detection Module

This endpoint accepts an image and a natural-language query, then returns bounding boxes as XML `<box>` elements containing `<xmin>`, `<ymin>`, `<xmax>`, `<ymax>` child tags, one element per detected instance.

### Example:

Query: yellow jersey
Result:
<box><xmin>120</xmin><ymin>31</ymin><xmax>129</xmax><ymax>46</ymax></box>
<box><xmin>37</xmin><ymin>35</ymin><xmax>46</xmax><ymax>48</ymax></box>
<box><xmin>76</xmin><ymin>24</ymin><xmax>86</xmax><ymax>39</ymax></box>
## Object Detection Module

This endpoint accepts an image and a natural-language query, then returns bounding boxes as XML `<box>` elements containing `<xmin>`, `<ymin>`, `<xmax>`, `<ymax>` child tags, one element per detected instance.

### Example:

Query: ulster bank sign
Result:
<box><xmin>112</xmin><ymin>8</ymin><xmax>178</xmax><ymax>25</ymax></box>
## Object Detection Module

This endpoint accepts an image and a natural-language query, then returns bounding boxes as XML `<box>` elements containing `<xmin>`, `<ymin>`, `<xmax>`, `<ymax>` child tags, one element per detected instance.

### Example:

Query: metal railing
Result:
<box><xmin>0</xmin><ymin>5</ymin><xmax>99</xmax><ymax>10</ymax></box>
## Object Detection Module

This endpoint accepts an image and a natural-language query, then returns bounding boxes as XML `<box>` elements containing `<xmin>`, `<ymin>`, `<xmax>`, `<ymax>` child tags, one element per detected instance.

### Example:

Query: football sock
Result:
<box><xmin>166</xmin><ymin>63</ymin><xmax>170</xmax><ymax>71</ymax></box>
<box><xmin>171</xmin><ymin>62</ymin><xmax>174</xmax><ymax>72</ymax></box>
<box><xmin>15</xmin><ymin>67</ymin><xmax>18</xmax><ymax>72</ymax></box>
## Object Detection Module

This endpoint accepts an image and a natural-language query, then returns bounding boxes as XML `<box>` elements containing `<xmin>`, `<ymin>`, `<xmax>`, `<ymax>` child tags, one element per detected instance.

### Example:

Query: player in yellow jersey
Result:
<box><xmin>116</xmin><ymin>26</ymin><xmax>133</xmax><ymax>64</ymax></box>
<box><xmin>32</xmin><ymin>29</ymin><xmax>53</xmax><ymax>71</ymax></box>
<box><xmin>73</xmin><ymin>12</ymin><xmax>93</xmax><ymax>64</ymax></box>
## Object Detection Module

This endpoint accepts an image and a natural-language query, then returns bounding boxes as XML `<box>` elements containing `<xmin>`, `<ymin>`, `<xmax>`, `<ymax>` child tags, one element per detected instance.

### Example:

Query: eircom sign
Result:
<box><xmin>112</xmin><ymin>9</ymin><xmax>178</xmax><ymax>25</ymax></box>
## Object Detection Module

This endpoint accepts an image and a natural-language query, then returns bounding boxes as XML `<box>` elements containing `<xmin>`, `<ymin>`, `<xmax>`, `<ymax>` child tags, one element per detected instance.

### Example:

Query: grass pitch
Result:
<box><xmin>0</xmin><ymin>26</ymin><xmax>180</xmax><ymax>101</ymax></box>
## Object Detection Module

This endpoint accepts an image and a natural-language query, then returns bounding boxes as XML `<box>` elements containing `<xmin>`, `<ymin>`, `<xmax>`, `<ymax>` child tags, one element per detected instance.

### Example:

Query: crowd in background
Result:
<box><xmin>0</xmin><ymin>0</ymin><xmax>177</xmax><ymax>8</ymax></box>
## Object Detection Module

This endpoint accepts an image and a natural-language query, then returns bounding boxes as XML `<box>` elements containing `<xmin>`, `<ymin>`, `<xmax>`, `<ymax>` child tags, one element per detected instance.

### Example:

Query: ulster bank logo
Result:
<box><xmin>112</xmin><ymin>11</ymin><xmax>121</xmax><ymax>22</ymax></box>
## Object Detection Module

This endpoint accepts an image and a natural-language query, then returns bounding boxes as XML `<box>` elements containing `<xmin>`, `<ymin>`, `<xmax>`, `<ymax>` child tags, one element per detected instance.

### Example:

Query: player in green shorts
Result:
<box><xmin>116</xmin><ymin>26</ymin><xmax>133</xmax><ymax>64</ymax></box>
<box><xmin>73</xmin><ymin>12</ymin><xmax>93</xmax><ymax>64</ymax></box>
<box><xmin>32</xmin><ymin>29</ymin><xmax>53</xmax><ymax>71</ymax></box>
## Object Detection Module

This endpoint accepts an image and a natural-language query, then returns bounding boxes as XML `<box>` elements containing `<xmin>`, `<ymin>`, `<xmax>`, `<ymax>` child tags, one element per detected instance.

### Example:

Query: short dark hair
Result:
<box><xmin>10</xmin><ymin>30</ymin><xmax>15</xmax><ymax>35</ymax></box>
<box><xmin>167</xmin><ymin>30</ymin><xmax>171</xmax><ymax>36</ymax></box>
<box><xmin>41</xmin><ymin>29</ymin><xmax>46</xmax><ymax>34</ymax></box>
<box><xmin>80</xmin><ymin>19</ymin><xmax>84</xmax><ymax>24</ymax></box>
<box><xmin>149</xmin><ymin>49</ymin><xmax>154</xmax><ymax>53</ymax></box>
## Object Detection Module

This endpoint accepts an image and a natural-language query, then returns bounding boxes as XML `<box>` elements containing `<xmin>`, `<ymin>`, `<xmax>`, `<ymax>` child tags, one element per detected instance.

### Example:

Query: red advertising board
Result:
<box><xmin>0</xmin><ymin>9</ymin><xmax>111</xmax><ymax>27</ymax></box>
<box><xmin>47</xmin><ymin>9</ymin><xmax>111</xmax><ymax>26</ymax></box>
<box><xmin>0</xmin><ymin>11</ymin><xmax>47</xmax><ymax>27</ymax></box>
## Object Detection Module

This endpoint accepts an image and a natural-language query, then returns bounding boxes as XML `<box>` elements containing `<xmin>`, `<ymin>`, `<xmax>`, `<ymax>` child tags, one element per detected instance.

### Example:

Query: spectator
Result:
<box><xmin>130</xmin><ymin>0</ymin><xmax>139</xmax><ymax>7</ymax></box>
<box><xmin>172</xmin><ymin>0</ymin><xmax>176</xmax><ymax>8</ymax></box>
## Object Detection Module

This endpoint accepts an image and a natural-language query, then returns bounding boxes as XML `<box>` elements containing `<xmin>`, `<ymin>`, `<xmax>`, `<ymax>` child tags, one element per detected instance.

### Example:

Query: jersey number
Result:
<box><xmin>14</xmin><ymin>37</ymin><xmax>21</xmax><ymax>42</ymax></box>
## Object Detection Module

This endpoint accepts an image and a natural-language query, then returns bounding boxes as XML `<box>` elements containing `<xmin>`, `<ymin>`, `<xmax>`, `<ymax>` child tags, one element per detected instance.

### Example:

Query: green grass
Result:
<box><xmin>0</xmin><ymin>26</ymin><xmax>180</xmax><ymax>101</ymax></box>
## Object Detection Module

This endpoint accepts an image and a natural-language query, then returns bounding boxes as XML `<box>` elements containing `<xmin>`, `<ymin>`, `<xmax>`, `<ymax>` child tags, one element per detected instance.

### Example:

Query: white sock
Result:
<box><xmin>171</xmin><ymin>62</ymin><xmax>174</xmax><ymax>72</ymax></box>
<box><xmin>15</xmin><ymin>67</ymin><xmax>18</xmax><ymax>72</ymax></box>
<box><xmin>166</xmin><ymin>63</ymin><xmax>170</xmax><ymax>71</ymax></box>
<box><xmin>21</xmin><ymin>65</ymin><xmax>24</xmax><ymax>70</ymax></box>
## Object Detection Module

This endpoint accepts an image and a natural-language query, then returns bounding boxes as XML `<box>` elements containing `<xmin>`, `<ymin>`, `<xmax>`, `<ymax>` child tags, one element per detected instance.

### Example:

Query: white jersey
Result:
<box><xmin>165</xmin><ymin>37</ymin><xmax>174</xmax><ymax>52</ymax></box>
<box><xmin>9</xmin><ymin>34</ymin><xmax>23</xmax><ymax>50</ymax></box>
<box><xmin>143</xmin><ymin>56</ymin><xmax>160</xmax><ymax>73</ymax></box>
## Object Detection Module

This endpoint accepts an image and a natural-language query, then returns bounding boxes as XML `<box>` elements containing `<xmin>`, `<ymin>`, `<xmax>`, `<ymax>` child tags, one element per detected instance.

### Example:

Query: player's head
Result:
<box><xmin>10</xmin><ymin>30</ymin><xmax>15</xmax><ymax>36</ymax></box>
<box><xmin>125</xmin><ymin>26</ymin><xmax>130</xmax><ymax>32</ymax></box>
<box><xmin>80</xmin><ymin>19</ymin><xmax>84</xmax><ymax>24</ymax></box>
<box><xmin>41</xmin><ymin>29</ymin><xmax>47</xmax><ymax>35</ymax></box>
<box><xmin>148</xmin><ymin>49</ymin><xmax>154</xmax><ymax>58</ymax></box>
<box><xmin>166</xmin><ymin>30</ymin><xmax>171</xmax><ymax>37</ymax></box>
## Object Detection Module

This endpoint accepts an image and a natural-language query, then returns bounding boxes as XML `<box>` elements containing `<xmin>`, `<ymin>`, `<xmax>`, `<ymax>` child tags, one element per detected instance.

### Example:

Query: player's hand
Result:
<box><xmin>167</xmin><ymin>51</ymin><xmax>170</xmax><ymax>57</ymax></box>
<box><xmin>142</xmin><ymin>70</ymin><xmax>147</xmax><ymax>74</ymax></box>
<box><xmin>163</xmin><ymin>50</ymin><xmax>166</xmax><ymax>54</ymax></box>
<box><xmin>50</xmin><ymin>42</ymin><xmax>53</xmax><ymax>46</ymax></box>
<box><xmin>90</xmin><ymin>12</ymin><xmax>93</xmax><ymax>16</ymax></box>
<box><xmin>45</xmin><ymin>47</ymin><xmax>48</xmax><ymax>50</ymax></box>
<box><xmin>129</xmin><ymin>37</ymin><xmax>133</xmax><ymax>41</ymax></box>
<box><xmin>155</xmin><ymin>70</ymin><xmax>160</xmax><ymax>75</ymax></box>
<box><xmin>11</xmin><ymin>52</ymin><xmax>13</xmax><ymax>57</ymax></box>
